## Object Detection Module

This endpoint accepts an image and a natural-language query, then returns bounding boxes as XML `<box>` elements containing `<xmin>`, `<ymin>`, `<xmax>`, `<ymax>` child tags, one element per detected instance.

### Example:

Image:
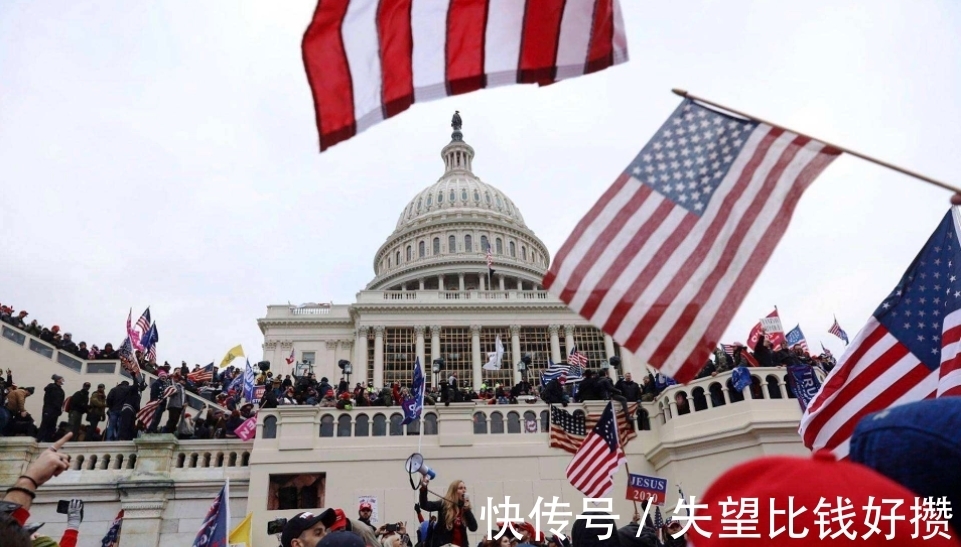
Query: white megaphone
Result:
<box><xmin>404</xmin><ymin>453</ymin><xmax>436</xmax><ymax>480</ymax></box>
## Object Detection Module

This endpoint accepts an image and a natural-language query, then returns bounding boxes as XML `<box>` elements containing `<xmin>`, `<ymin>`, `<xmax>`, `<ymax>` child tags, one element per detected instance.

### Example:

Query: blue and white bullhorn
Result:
<box><xmin>404</xmin><ymin>453</ymin><xmax>436</xmax><ymax>480</ymax></box>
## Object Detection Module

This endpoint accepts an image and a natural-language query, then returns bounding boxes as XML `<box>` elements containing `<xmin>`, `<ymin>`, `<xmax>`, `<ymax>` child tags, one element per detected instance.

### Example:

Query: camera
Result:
<box><xmin>257</xmin><ymin>361</ymin><xmax>271</xmax><ymax>372</ymax></box>
<box><xmin>56</xmin><ymin>499</ymin><xmax>83</xmax><ymax>521</ymax></box>
<box><xmin>386</xmin><ymin>523</ymin><xmax>400</xmax><ymax>533</ymax></box>
<box><xmin>267</xmin><ymin>518</ymin><xmax>288</xmax><ymax>535</ymax></box>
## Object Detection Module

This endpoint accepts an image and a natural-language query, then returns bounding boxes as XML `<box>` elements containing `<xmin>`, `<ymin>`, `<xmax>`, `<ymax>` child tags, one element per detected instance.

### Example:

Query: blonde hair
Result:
<box><xmin>441</xmin><ymin>480</ymin><xmax>465</xmax><ymax>531</ymax></box>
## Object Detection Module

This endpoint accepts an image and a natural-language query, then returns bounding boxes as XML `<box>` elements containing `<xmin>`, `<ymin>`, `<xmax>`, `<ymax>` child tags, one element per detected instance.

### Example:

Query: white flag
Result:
<box><xmin>484</xmin><ymin>336</ymin><xmax>504</xmax><ymax>371</ymax></box>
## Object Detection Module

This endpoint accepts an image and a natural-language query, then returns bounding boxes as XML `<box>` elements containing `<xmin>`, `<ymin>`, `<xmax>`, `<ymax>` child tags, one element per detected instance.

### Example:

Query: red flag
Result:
<box><xmin>302</xmin><ymin>0</ymin><xmax>628</xmax><ymax>151</ymax></box>
<box><xmin>747</xmin><ymin>309</ymin><xmax>785</xmax><ymax>349</ymax></box>
<box><xmin>544</xmin><ymin>99</ymin><xmax>840</xmax><ymax>383</ymax></box>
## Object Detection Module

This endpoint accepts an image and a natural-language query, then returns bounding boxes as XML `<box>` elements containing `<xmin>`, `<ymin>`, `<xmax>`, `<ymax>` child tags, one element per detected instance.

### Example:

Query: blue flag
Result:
<box><xmin>787</xmin><ymin>364</ymin><xmax>822</xmax><ymax>412</ymax></box>
<box><xmin>785</xmin><ymin>324</ymin><xmax>808</xmax><ymax>351</ymax></box>
<box><xmin>401</xmin><ymin>357</ymin><xmax>424</xmax><ymax>425</ymax></box>
<box><xmin>193</xmin><ymin>482</ymin><xmax>229</xmax><ymax>547</ymax></box>
<box><xmin>242</xmin><ymin>359</ymin><xmax>256</xmax><ymax>402</ymax></box>
<box><xmin>731</xmin><ymin>366</ymin><xmax>752</xmax><ymax>393</ymax></box>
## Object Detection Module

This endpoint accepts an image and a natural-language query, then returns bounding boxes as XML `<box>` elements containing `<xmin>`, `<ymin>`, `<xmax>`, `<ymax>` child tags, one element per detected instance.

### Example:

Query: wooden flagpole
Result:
<box><xmin>672</xmin><ymin>89</ymin><xmax>961</xmax><ymax>196</ymax></box>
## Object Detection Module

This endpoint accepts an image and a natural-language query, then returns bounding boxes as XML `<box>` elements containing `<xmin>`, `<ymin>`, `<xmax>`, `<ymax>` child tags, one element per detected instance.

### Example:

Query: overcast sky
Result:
<box><xmin>2</xmin><ymin>1</ymin><xmax>960</xmax><ymax>369</ymax></box>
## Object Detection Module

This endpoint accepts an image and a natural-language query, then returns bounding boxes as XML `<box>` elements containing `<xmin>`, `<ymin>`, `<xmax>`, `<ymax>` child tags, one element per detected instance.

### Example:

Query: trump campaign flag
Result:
<box><xmin>193</xmin><ymin>481</ymin><xmax>229</xmax><ymax>547</ymax></box>
<box><xmin>800</xmin><ymin>208</ymin><xmax>961</xmax><ymax>458</ymax></box>
<box><xmin>785</xmin><ymin>324</ymin><xmax>809</xmax><ymax>353</ymax></box>
<box><xmin>544</xmin><ymin>99</ymin><xmax>840</xmax><ymax>382</ymax></box>
<box><xmin>401</xmin><ymin>357</ymin><xmax>425</xmax><ymax>425</ymax></box>
<box><xmin>302</xmin><ymin>0</ymin><xmax>628</xmax><ymax>151</ymax></box>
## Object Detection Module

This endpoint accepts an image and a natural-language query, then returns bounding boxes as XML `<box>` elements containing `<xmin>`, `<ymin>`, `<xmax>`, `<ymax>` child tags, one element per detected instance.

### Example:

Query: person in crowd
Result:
<box><xmin>614</xmin><ymin>373</ymin><xmax>641</xmax><ymax>403</ymax></box>
<box><xmin>541</xmin><ymin>374</ymin><xmax>569</xmax><ymax>407</ymax></box>
<box><xmin>164</xmin><ymin>374</ymin><xmax>186</xmax><ymax>433</ymax></box>
<box><xmin>147</xmin><ymin>371</ymin><xmax>170</xmax><ymax>434</ymax></box>
<box><xmin>119</xmin><ymin>375</ymin><xmax>147</xmax><ymax>441</ymax></box>
<box><xmin>617</xmin><ymin>507</ymin><xmax>659</xmax><ymax>547</ymax></box>
<box><xmin>98</xmin><ymin>342</ymin><xmax>118</xmax><ymax>360</ymax></box>
<box><xmin>571</xmin><ymin>503</ymin><xmax>621</xmax><ymax>547</ymax></box>
<box><xmin>662</xmin><ymin>519</ymin><xmax>685</xmax><ymax>547</ymax></box>
<box><xmin>75</xmin><ymin>341</ymin><xmax>90</xmax><ymax>360</ymax></box>
<box><xmin>418</xmin><ymin>476</ymin><xmax>476</xmax><ymax>547</ymax></box>
<box><xmin>356</xmin><ymin>501</ymin><xmax>375</xmax><ymax>531</ymax></box>
<box><xmin>575</xmin><ymin>370</ymin><xmax>603</xmax><ymax>401</ymax></box>
<box><xmin>753</xmin><ymin>334</ymin><xmax>775</xmax><ymax>368</ymax></box>
<box><xmin>86</xmin><ymin>383</ymin><xmax>106</xmax><ymax>439</ymax></box>
<box><xmin>4</xmin><ymin>386</ymin><xmax>35</xmax><ymax>437</ymax></box>
<box><xmin>38</xmin><ymin>374</ymin><xmax>65</xmax><ymax>442</ymax></box>
<box><xmin>177</xmin><ymin>411</ymin><xmax>195</xmax><ymax>439</ymax></box>
<box><xmin>66</xmin><ymin>382</ymin><xmax>90</xmax><ymax>440</ymax></box>
<box><xmin>224</xmin><ymin>410</ymin><xmax>245</xmax><ymax>438</ymax></box>
<box><xmin>104</xmin><ymin>381</ymin><xmax>128</xmax><ymax>441</ymax></box>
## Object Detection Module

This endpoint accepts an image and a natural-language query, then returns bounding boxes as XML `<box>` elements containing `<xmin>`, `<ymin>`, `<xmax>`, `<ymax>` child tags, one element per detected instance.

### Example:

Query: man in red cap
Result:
<box><xmin>358</xmin><ymin>501</ymin><xmax>374</xmax><ymax>530</ymax></box>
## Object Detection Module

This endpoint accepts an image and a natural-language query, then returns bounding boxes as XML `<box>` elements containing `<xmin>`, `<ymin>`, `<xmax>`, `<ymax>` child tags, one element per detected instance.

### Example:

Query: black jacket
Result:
<box><xmin>541</xmin><ymin>379</ymin><xmax>567</xmax><ymax>405</ymax></box>
<box><xmin>614</xmin><ymin>379</ymin><xmax>641</xmax><ymax>402</ymax></box>
<box><xmin>419</xmin><ymin>487</ymin><xmax>477</xmax><ymax>547</ymax></box>
<box><xmin>260</xmin><ymin>389</ymin><xmax>279</xmax><ymax>409</ymax></box>
<box><xmin>571</xmin><ymin>511</ymin><xmax>621</xmax><ymax>547</ymax></box>
<box><xmin>106</xmin><ymin>385</ymin><xmax>126</xmax><ymax>414</ymax></box>
<box><xmin>575</xmin><ymin>377</ymin><xmax>603</xmax><ymax>401</ymax></box>
<box><xmin>42</xmin><ymin>383</ymin><xmax>65</xmax><ymax>415</ymax></box>
<box><xmin>69</xmin><ymin>389</ymin><xmax>90</xmax><ymax>414</ymax></box>
<box><xmin>754</xmin><ymin>335</ymin><xmax>775</xmax><ymax>368</ymax></box>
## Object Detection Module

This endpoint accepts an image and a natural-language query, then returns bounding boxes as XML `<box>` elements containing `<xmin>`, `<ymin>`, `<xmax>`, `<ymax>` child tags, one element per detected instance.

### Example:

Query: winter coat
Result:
<box><xmin>42</xmin><ymin>383</ymin><xmax>65</xmax><ymax>415</ymax></box>
<box><xmin>68</xmin><ymin>389</ymin><xmax>90</xmax><ymax>414</ymax></box>
<box><xmin>88</xmin><ymin>391</ymin><xmax>107</xmax><ymax>421</ymax></box>
<box><xmin>571</xmin><ymin>511</ymin><xmax>621</xmax><ymax>547</ymax></box>
<box><xmin>614</xmin><ymin>379</ymin><xmax>641</xmax><ymax>402</ymax></box>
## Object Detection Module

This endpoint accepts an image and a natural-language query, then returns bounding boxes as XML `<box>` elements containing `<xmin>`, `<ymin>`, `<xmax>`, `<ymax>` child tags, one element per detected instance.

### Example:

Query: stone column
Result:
<box><xmin>373</xmin><ymin>326</ymin><xmax>385</xmax><ymax>388</ymax></box>
<box><xmin>430</xmin><ymin>325</ymin><xmax>441</xmax><ymax>388</ymax></box>
<box><xmin>604</xmin><ymin>334</ymin><xmax>618</xmax><ymax>379</ymax></box>
<box><xmin>479</xmin><ymin>273</ymin><xmax>486</xmax><ymax>291</ymax></box>
<box><xmin>549</xmin><ymin>325</ymin><xmax>561</xmax><ymax>364</ymax></box>
<box><xmin>498</xmin><ymin>275</ymin><xmax>505</xmax><ymax>291</ymax></box>
<box><xmin>439</xmin><ymin>275</ymin><xmax>445</xmax><ymax>291</ymax></box>
<box><xmin>117</xmin><ymin>435</ymin><xmax>178</xmax><ymax>547</ymax></box>
<box><xmin>458</xmin><ymin>273</ymin><xmax>465</xmax><ymax>291</ymax></box>
<box><xmin>510</xmin><ymin>325</ymin><xmax>522</xmax><ymax>384</ymax></box>
<box><xmin>419</xmin><ymin>278</ymin><xmax>425</xmax><ymax>290</ymax></box>
<box><xmin>355</xmin><ymin>326</ymin><xmax>369</xmax><ymax>386</ymax></box>
<box><xmin>415</xmin><ymin>326</ymin><xmax>426</xmax><ymax>372</ymax></box>
<box><xmin>517</xmin><ymin>278</ymin><xmax>523</xmax><ymax>290</ymax></box>
<box><xmin>471</xmin><ymin>324</ymin><xmax>482</xmax><ymax>389</ymax></box>
<box><xmin>563</xmin><ymin>325</ymin><xmax>576</xmax><ymax>361</ymax></box>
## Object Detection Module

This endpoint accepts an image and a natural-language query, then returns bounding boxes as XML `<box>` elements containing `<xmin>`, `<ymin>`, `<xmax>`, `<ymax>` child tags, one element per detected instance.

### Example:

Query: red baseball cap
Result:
<box><xmin>690</xmin><ymin>450</ymin><xmax>960</xmax><ymax>546</ymax></box>
<box><xmin>359</xmin><ymin>502</ymin><xmax>372</xmax><ymax>511</ymax></box>
<box><xmin>319</xmin><ymin>508</ymin><xmax>349</xmax><ymax>532</ymax></box>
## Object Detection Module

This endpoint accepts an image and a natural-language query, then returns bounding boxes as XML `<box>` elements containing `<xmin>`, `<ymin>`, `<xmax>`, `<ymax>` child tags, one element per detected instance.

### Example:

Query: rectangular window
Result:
<box><xmin>86</xmin><ymin>361</ymin><xmax>116</xmax><ymax>374</ymax></box>
<box><xmin>519</xmin><ymin>326</ymin><xmax>552</xmax><ymax>381</ymax></box>
<box><xmin>302</xmin><ymin>351</ymin><xmax>316</xmax><ymax>365</ymax></box>
<box><xmin>384</xmin><ymin>328</ymin><xmax>415</xmax><ymax>387</ymax></box>
<box><xmin>479</xmin><ymin>326</ymin><xmax>513</xmax><ymax>388</ymax></box>
<box><xmin>574</xmin><ymin>326</ymin><xmax>613</xmax><ymax>368</ymax></box>
<box><xmin>28</xmin><ymin>339</ymin><xmax>54</xmax><ymax>359</ymax></box>
<box><xmin>1</xmin><ymin>326</ymin><xmax>25</xmax><ymax>346</ymax></box>
<box><xmin>56</xmin><ymin>352</ymin><xmax>82</xmax><ymax>372</ymax></box>
<box><xmin>268</xmin><ymin>473</ymin><xmax>326</xmax><ymax>510</ymax></box>
<box><xmin>440</xmin><ymin>327</ymin><xmax>472</xmax><ymax>383</ymax></box>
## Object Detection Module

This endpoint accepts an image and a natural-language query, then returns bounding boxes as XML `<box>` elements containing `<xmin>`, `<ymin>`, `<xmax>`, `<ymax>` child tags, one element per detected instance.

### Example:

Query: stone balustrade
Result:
<box><xmin>356</xmin><ymin>289</ymin><xmax>555</xmax><ymax>304</ymax></box>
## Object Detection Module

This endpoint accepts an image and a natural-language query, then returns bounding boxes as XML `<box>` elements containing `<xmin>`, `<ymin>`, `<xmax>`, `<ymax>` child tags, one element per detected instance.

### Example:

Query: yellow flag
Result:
<box><xmin>219</xmin><ymin>344</ymin><xmax>245</xmax><ymax>368</ymax></box>
<box><xmin>229</xmin><ymin>513</ymin><xmax>252</xmax><ymax>546</ymax></box>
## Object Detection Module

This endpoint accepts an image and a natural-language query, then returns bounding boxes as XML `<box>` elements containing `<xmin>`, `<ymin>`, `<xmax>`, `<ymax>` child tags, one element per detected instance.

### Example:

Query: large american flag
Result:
<box><xmin>549</xmin><ymin>403</ymin><xmax>637</xmax><ymax>453</ymax></box>
<box><xmin>565</xmin><ymin>402</ymin><xmax>625</xmax><ymax>498</ymax></box>
<box><xmin>136</xmin><ymin>307</ymin><xmax>151</xmax><ymax>336</ymax></box>
<box><xmin>828</xmin><ymin>316</ymin><xmax>850</xmax><ymax>345</ymax></box>
<box><xmin>302</xmin><ymin>0</ymin><xmax>627</xmax><ymax>151</ymax></box>
<box><xmin>800</xmin><ymin>208</ymin><xmax>961</xmax><ymax>459</ymax></box>
<box><xmin>544</xmin><ymin>99</ymin><xmax>840</xmax><ymax>383</ymax></box>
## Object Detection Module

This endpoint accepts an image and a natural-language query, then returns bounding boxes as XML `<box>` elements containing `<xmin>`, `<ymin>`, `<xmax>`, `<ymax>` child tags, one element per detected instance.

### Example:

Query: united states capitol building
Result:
<box><xmin>0</xmin><ymin>119</ymin><xmax>810</xmax><ymax>547</ymax></box>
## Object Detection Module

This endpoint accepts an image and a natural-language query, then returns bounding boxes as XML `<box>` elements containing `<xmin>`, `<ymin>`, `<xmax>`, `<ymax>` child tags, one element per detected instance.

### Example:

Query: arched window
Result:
<box><xmin>448</xmin><ymin>235</ymin><xmax>456</xmax><ymax>253</ymax></box>
<box><xmin>465</xmin><ymin>235</ymin><xmax>473</xmax><ymax>252</ymax></box>
<box><xmin>372</xmin><ymin>414</ymin><xmax>387</xmax><ymax>436</ymax></box>
<box><xmin>419</xmin><ymin>241</ymin><xmax>425</xmax><ymax>258</ymax></box>
<box><xmin>337</xmin><ymin>414</ymin><xmax>352</xmax><ymax>437</ymax></box>
<box><xmin>424</xmin><ymin>413</ymin><xmax>438</xmax><ymax>435</ymax></box>
<box><xmin>462</xmin><ymin>189</ymin><xmax>468</xmax><ymax>201</ymax></box>
<box><xmin>495</xmin><ymin>194</ymin><xmax>503</xmax><ymax>208</ymax></box>
<box><xmin>490</xmin><ymin>412</ymin><xmax>505</xmax><ymax>434</ymax></box>
<box><xmin>432</xmin><ymin>238</ymin><xmax>440</xmax><ymax>255</ymax></box>
<box><xmin>387</xmin><ymin>256</ymin><xmax>391</xmax><ymax>268</ymax></box>
<box><xmin>485</xmin><ymin>192</ymin><xmax>492</xmax><ymax>204</ymax></box>
<box><xmin>481</xmin><ymin>235</ymin><xmax>489</xmax><ymax>251</ymax></box>
<box><xmin>449</xmin><ymin>189</ymin><xmax>456</xmax><ymax>202</ymax></box>
<box><xmin>637</xmin><ymin>409</ymin><xmax>651</xmax><ymax>431</ymax></box>
<box><xmin>395</xmin><ymin>251</ymin><xmax>400</xmax><ymax>266</ymax></box>
<box><xmin>521</xmin><ymin>246</ymin><xmax>527</xmax><ymax>260</ymax></box>
<box><xmin>406</xmin><ymin>246</ymin><xmax>412</xmax><ymax>261</ymax></box>
<box><xmin>692</xmin><ymin>387</ymin><xmax>708</xmax><ymax>411</ymax></box>
<box><xmin>473</xmin><ymin>412</ymin><xmax>488</xmax><ymax>434</ymax></box>
<box><xmin>355</xmin><ymin>414</ymin><xmax>370</xmax><ymax>436</ymax></box>
<box><xmin>389</xmin><ymin>413</ymin><xmax>405</xmax><ymax>436</ymax></box>
<box><xmin>509</xmin><ymin>241</ymin><xmax>516</xmax><ymax>257</ymax></box>
<box><xmin>438</xmin><ymin>192</ymin><xmax>444</xmax><ymax>204</ymax></box>
<box><xmin>427</xmin><ymin>194</ymin><xmax>433</xmax><ymax>206</ymax></box>
<box><xmin>540</xmin><ymin>410</ymin><xmax>549</xmax><ymax>432</ymax></box>
<box><xmin>766</xmin><ymin>375</ymin><xmax>783</xmax><ymax>399</ymax></box>
<box><xmin>417</xmin><ymin>198</ymin><xmax>422</xmax><ymax>211</ymax></box>
<box><xmin>263</xmin><ymin>416</ymin><xmax>277</xmax><ymax>439</ymax></box>
<box><xmin>507</xmin><ymin>412</ymin><xmax>521</xmax><ymax>434</ymax></box>
<box><xmin>474</xmin><ymin>190</ymin><xmax>480</xmax><ymax>202</ymax></box>
<box><xmin>319</xmin><ymin>414</ymin><xmax>334</xmax><ymax>437</ymax></box>
<box><xmin>495</xmin><ymin>238</ymin><xmax>503</xmax><ymax>254</ymax></box>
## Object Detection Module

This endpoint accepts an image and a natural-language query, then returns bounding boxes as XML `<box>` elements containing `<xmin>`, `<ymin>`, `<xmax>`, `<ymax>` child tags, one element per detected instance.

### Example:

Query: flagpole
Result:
<box><xmin>672</xmin><ymin>89</ymin><xmax>961</xmax><ymax>195</ymax></box>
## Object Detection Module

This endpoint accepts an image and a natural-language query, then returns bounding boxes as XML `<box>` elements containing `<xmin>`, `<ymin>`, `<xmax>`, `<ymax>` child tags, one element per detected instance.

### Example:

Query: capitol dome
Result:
<box><xmin>368</xmin><ymin>114</ymin><xmax>550</xmax><ymax>291</ymax></box>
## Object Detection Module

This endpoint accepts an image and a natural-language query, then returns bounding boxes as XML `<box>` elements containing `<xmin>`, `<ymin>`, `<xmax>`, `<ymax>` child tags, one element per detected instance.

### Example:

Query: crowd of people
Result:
<box><xmin>0</xmin><ymin>302</ymin><xmax>123</xmax><ymax>361</ymax></box>
<box><xmin>274</xmin><ymin>475</ymin><xmax>686</xmax><ymax>547</ymax></box>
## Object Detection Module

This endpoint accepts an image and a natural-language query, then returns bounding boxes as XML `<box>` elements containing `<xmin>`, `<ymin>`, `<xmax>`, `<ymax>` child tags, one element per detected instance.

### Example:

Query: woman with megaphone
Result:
<box><xmin>418</xmin><ymin>476</ymin><xmax>477</xmax><ymax>547</ymax></box>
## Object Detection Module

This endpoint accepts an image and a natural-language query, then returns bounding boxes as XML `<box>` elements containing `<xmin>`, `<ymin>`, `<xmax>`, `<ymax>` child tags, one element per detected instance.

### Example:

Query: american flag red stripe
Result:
<box><xmin>549</xmin><ymin>403</ymin><xmax>637</xmax><ymax>454</ymax></box>
<box><xmin>801</xmin><ymin>209</ymin><xmax>961</xmax><ymax>458</ymax></box>
<box><xmin>135</xmin><ymin>307</ymin><xmax>151</xmax><ymax>335</ymax></box>
<box><xmin>188</xmin><ymin>364</ymin><xmax>215</xmax><ymax>384</ymax></box>
<box><xmin>137</xmin><ymin>399</ymin><xmax>161</xmax><ymax>429</ymax></box>
<box><xmin>544</xmin><ymin>100</ymin><xmax>840</xmax><ymax>383</ymax></box>
<box><xmin>302</xmin><ymin>0</ymin><xmax>627</xmax><ymax>151</ymax></box>
<box><xmin>568</xmin><ymin>347</ymin><xmax>588</xmax><ymax>367</ymax></box>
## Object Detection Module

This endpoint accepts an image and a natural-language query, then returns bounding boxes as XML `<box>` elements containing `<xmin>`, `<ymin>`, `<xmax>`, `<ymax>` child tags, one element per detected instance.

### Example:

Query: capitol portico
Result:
<box><xmin>259</xmin><ymin>117</ymin><xmax>630</xmax><ymax>389</ymax></box>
